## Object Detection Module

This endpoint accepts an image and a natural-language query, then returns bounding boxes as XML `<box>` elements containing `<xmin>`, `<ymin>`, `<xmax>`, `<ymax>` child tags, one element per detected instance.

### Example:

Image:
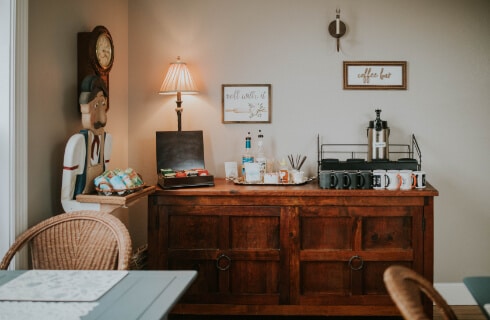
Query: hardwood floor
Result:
<box><xmin>435</xmin><ymin>305</ymin><xmax>486</xmax><ymax>320</ymax></box>
<box><xmin>170</xmin><ymin>306</ymin><xmax>486</xmax><ymax>320</ymax></box>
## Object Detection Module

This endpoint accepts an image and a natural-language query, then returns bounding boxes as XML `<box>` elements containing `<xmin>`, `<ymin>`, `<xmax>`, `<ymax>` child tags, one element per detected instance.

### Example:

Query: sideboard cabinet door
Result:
<box><xmin>149</xmin><ymin>203</ymin><xmax>286</xmax><ymax>305</ymax></box>
<box><xmin>294</xmin><ymin>206</ymin><xmax>424</xmax><ymax>306</ymax></box>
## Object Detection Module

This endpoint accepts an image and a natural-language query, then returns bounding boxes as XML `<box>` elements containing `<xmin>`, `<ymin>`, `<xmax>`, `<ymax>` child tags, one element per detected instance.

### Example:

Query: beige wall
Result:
<box><xmin>28</xmin><ymin>0</ymin><xmax>489</xmax><ymax>282</ymax></box>
<box><xmin>128</xmin><ymin>0</ymin><xmax>490</xmax><ymax>282</ymax></box>
<box><xmin>28</xmin><ymin>0</ymin><xmax>129</xmax><ymax>224</ymax></box>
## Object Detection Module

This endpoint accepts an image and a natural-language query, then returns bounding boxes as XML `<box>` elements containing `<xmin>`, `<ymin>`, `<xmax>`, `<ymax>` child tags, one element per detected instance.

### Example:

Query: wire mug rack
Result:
<box><xmin>317</xmin><ymin>134</ymin><xmax>422</xmax><ymax>175</ymax></box>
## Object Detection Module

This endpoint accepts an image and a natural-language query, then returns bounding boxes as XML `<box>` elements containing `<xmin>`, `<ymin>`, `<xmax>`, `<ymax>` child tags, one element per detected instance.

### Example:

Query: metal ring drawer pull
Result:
<box><xmin>348</xmin><ymin>255</ymin><xmax>364</xmax><ymax>271</ymax></box>
<box><xmin>216</xmin><ymin>254</ymin><xmax>231</xmax><ymax>271</ymax></box>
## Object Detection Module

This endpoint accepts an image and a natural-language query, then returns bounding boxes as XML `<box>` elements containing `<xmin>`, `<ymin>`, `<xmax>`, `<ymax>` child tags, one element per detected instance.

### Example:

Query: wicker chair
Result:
<box><xmin>383</xmin><ymin>265</ymin><xmax>458</xmax><ymax>320</ymax></box>
<box><xmin>0</xmin><ymin>210</ymin><xmax>132</xmax><ymax>270</ymax></box>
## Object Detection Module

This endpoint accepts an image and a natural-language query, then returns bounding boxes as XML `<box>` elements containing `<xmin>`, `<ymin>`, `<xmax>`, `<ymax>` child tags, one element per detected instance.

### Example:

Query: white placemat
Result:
<box><xmin>0</xmin><ymin>301</ymin><xmax>98</xmax><ymax>320</ymax></box>
<box><xmin>484</xmin><ymin>303</ymin><xmax>490</xmax><ymax>316</ymax></box>
<box><xmin>0</xmin><ymin>270</ymin><xmax>128</xmax><ymax>302</ymax></box>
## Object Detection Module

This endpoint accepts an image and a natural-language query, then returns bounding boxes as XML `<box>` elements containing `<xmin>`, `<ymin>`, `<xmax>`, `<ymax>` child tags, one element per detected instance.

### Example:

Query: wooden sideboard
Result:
<box><xmin>148</xmin><ymin>178</ymin><xmax>438</xmax><ymax>317</ymax></box>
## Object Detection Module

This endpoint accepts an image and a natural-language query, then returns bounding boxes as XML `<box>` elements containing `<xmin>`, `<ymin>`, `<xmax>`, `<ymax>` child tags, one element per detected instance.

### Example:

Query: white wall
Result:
<box><xmin>129</xmin><ymin>0</ymin><xmax>490</xmax><ymax>282</ymax></box>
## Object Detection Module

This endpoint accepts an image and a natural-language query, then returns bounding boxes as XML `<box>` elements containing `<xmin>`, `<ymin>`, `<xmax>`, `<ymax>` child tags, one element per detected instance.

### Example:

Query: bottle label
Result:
<box><xmin>242</xmin><ymin>156</ymin><xmax>254</xmax><ymax>164</ymax></box>
<box><xmin>255</xmin><ymin>157</ymin><xmax>266</xmax><ymax>171</ymax></box>
<box><xmin>242</xmin><ymin>156</ymin><xmax>254</xmax><ymax>176</ymax></box>
<box><xmin>244</xmin><ymin>162</ymin><xmax>261</xmax><ymax>183</ymax></box>
<box><xmin>280</xmin><ymin>169</ymin><xmax>289</xmax><ymax>183</ymax></box>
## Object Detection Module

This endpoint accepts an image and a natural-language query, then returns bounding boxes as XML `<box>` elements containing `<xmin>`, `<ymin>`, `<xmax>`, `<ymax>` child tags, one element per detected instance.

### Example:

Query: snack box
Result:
<box><xmin>156</xmin><ymin>130</ymin><xmax>214</xmax><ymax>189</ymax></box>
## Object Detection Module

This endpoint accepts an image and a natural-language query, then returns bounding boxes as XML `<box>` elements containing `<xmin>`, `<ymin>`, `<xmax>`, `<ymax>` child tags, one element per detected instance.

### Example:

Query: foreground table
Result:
<box><xmin>0</xmin><ymin>270</ymin><xmax>197</xmax><ymax>320</ymax></box>
<box><xmin>464</xmin><ymin>276</ymin><xmax>490</xmax><ymax>319</ymax></box>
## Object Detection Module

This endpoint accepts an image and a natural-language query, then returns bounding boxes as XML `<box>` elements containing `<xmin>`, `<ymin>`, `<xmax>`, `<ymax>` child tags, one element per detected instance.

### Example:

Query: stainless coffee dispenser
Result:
<box><xmin>367</xmin><ymin>109</ymin><xmax>390</xmax><ymax>161</ymax></box>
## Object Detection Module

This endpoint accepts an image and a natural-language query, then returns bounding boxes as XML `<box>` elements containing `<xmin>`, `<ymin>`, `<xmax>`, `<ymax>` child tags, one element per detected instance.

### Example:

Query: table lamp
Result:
<box><xmin>159</xmin><ymin>56</ymin><xmax>199</xmax><ymax>131</ymax></box>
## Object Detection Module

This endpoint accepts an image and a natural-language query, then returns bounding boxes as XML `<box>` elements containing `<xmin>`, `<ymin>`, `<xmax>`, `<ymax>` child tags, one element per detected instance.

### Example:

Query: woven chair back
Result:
<box><xmin>0</xmin><ymin>211</ymin><xmax>132</xmax><ymax>270</ymax></box>
<box><xmin>384</xmin><ymin>265</ymin><xmax>458</xmax><ymax>320</ymax></box>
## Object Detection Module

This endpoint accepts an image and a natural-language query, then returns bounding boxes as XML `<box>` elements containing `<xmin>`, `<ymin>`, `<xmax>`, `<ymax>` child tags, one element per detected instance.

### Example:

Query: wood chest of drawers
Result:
<box><xmin>148</xmin><ymin>178</ymin><xmax>438</xmax><ymax>317</ymax></box>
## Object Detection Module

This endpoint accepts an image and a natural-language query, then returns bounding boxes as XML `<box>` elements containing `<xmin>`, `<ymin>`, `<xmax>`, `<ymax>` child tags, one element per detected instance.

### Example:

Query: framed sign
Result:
<box><xmin>222</xmin><ymin>84</ymin><xmax>271</xmax><ymax>123</ymax></box>
<box><xmin>343</xmin><ymin>61</ymin><xmax>407</xmax><ymax>90</ymax></box>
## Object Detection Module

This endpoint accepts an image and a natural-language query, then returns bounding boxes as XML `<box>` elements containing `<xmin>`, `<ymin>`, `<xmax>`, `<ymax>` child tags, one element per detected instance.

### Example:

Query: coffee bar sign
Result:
<box><xmin>343</xmin><ymin>61</ymin><xmax>407</xmax><ymax>90</ymax></box>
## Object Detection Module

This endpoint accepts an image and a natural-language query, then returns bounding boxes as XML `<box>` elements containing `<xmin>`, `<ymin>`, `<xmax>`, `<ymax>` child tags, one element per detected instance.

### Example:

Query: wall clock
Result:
<box><xmin>91</xmin><ymin>26</ymin><xmax>114</xmax><ymax>74</ymax></box>
<box><xmin>77</xmin><ymin>25</ymin><xmax>114</xmax><ymax>107</ymax></box>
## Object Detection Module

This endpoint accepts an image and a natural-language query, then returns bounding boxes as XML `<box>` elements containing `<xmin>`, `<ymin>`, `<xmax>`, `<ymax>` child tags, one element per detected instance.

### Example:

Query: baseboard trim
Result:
<box><xmin>435</xmin><ymin>282</ymin><xmax>477</xmax><ymax>305</ymax></box>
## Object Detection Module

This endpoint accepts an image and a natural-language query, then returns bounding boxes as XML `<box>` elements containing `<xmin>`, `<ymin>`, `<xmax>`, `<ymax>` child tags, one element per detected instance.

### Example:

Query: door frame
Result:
<box><xmin>0</xmin><ymin>0</ymin><xmax>28</xmax><ymax>269</ymax></box>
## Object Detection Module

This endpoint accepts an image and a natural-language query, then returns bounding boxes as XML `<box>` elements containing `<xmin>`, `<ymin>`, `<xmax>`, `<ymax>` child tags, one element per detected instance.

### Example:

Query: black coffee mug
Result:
<box><xmin>358</xmin><ymin>170</ymin><xmax>372</xmax><ymax>189</ymax></box>
<box><xmin>319</xmin><ymin>171</ymin><xmax>336</xmax><ymax>189</ymax></box>
<box><xmin>345</xmin><ymin>171</ymin><xmax>360</xmax><ymax>190</ymax></box>
<box><xmin>331</xmin><ymin>171</ymin><xmax>351</xmax><ymax>189</ymax></box>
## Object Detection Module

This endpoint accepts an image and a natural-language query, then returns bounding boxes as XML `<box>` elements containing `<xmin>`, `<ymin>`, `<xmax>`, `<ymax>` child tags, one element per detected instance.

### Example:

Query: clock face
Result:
<box><xmin>95</xmin><ymin>33</ymin><xmax>113</xmax><ymax>69</ymax></box>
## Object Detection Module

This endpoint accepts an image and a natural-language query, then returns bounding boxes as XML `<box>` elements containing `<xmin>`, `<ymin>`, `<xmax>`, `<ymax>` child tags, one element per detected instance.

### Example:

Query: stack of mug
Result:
<box><xmin>372</xmin><ymin>169</ymin><xmax>426</xmax><ymax>190</ymax></box>
<box><xmin>319</xmin><ymin>169</ymin><xmax>426</xmax><ymax>190</ymax></box>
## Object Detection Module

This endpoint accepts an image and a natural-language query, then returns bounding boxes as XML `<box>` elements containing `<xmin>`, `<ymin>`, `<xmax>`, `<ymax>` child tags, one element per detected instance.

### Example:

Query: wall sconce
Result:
<box><xmin>328</xmin><ymin>9</ymin><xmax>346</xmax><ymax>52</ymax></box>
<box><xmin>159</xmin><ymin>56</ymin><xmax>199</xmax><ymax>131</ymax></box>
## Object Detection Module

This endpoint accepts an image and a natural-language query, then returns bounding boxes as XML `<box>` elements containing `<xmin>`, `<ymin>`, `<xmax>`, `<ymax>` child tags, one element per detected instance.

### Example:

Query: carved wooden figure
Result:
<box><xmin>61</xmin><ymin>75</ymin><xmax>112</xmax><ymax>212</ymax></box>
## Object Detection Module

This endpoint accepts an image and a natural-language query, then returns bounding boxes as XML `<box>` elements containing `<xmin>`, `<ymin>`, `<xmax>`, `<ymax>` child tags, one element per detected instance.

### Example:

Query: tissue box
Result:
<box><xmin>156</xmin><ymin>130</ymin><xmax>214</xmax><ymax>189</ymax></box>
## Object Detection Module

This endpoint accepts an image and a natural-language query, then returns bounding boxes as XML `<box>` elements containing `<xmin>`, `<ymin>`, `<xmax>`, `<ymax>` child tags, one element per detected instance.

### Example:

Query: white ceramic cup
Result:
<box><xmin>414</xmin><ymin>171</ymin><xmax>426</xmax><ymax>189</ymax></box>
<box><xmin>386</xmin><ymin>170</ymin><xmax>402</xmax><ymax>190</ymax></box>
<box><xmin>264</xmin><ymin>172</ymin><xmax>280</xmax><ymax>184</ymax></box>
<box><xmin>372</xmin><ymin>170</ymin><xmax>387</xmax><ymax>190</ymax></box>
<box><xmin>399</xmin><ymin>170</ymin><xmax>416</xmax><ymax>190</ymax></box>
<box><xmin>291</xmin><ymin>170</ymin><xmax>305</xmax><ymax>184</ymax></box>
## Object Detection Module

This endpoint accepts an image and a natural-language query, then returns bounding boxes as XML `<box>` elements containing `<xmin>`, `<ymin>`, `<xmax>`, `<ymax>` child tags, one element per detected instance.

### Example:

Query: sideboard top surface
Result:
<box><xmin>152</xmin><ymin>178</ymin><xmax>438</xmax><ymax>198</ymax></box>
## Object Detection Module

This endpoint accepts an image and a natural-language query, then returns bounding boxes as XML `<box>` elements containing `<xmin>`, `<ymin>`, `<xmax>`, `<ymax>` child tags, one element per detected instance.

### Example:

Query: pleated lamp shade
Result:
<box><xmin>159</xmin><ymin>56</ymin><xmax>198</xmax><ymax>95</ymax></box>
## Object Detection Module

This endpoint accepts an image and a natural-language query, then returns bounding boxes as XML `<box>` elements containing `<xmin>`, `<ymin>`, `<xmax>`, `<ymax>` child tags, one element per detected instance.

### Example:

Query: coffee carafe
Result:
<box><xmin>367</xmin><ymin>109</ymin><xmax>390</xmax><ymax>161</ymax></box>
